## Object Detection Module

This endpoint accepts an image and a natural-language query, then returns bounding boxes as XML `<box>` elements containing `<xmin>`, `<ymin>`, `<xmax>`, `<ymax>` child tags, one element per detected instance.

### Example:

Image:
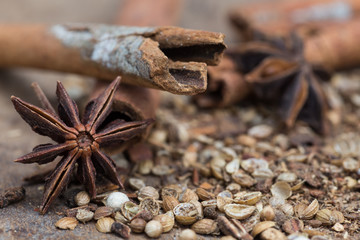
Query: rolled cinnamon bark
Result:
<box><xmin>192</xmin><ymin>41</ymin><xmax>285</xmax><ymax>108</ymax></box>
<box><xmin>229</xmin><ymin>0</ymin><xmax>360</xmax><ymax>37</ymax></box>
<box><xmin>304</xmin><ymin>20</ymin><xmax>360</xmax><ymax>71</ymax></box>
<box><xmin>230</xmin><ymin>9</ymin><xmax>360</xmax><ymax>71</ymax></box>
<box><xmin>0</xmin><ymin>23</ymin><xmax>225</xmax><ymax>95</ymax></box>
<box><xmin>94</xmin><ymin>0</ymin><xmax>183</xmax><ymax>154</ymax></box>
<box><xmin>193</xmin><ymin>56</ymin><xmax>250</xmax><ymax>107</ymax></box>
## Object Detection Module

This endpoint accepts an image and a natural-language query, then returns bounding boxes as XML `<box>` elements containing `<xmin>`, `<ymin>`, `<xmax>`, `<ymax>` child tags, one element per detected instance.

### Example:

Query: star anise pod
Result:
<box><xmin>228</xmin><ymin>34</ymin><xmax>330</xmax><ymax>134</ymax></box>
<box><xmin>11</xmin><ymin>77</ymin><xmax>153</xmax><ymax>214</ymax></box>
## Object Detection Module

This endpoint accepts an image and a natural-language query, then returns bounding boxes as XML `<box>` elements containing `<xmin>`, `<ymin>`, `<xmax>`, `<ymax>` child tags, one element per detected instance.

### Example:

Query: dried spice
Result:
<box><xmin>179</xmin><ymin>229</ymin><xmax>198</xmax><ymax>240</ymax></box>
<box><xmin>106</xmin><ymin>191</ymin><xmax>130</xmax><ymax>210</ymax></box>
<box><xmin>193</xmin><ymin>56</ymin><xmax>250</xmax><ymax>108</ymax></box>
<box><xmin>251</xmin><ymin>221</ymin><xmax>276</xmax><ymax>237</ymax></box>
<box><xmin>194</xmin><ymin>33</ymin><xmax>330</xmax><ymax>134</ymax></box>
<box><xmin>0</xmin><ymin>186</ymin><xmax>26</xmax><ymax>208</ymax></box>
<box><xmin>217</xmin><ymin>216</ymin><xmax>253</xmax><ymax>240</ymax></box>
<box><xmin>74</xmin><ymin>191</ymin><xmax>90</xmax><ymax>206</ymax></box>
<box><xmin>55</xmin><ymin>217</ymin><xmax>78</xmax><ymax>230</ymax></box>
<box><xmin>111</xmin><ymin>222</ymin><xmax>131</xmax><ymax>239</ymax></box>
<box><xmin>89</xmin><ymin>84</ymin><xmax>159</xmax><ymax>154</ymax></box>
<box><xmin>144</xmin><ymin>220</ymin><xmax>163</xmax><ymax>238</ymax></box>
<box><xmin>5</xmin><ymin>0</ymin><xmax>360</xmax><ymax>239</ymax></box>
<box><xmin>229</xmin><ymin>0</ymin><xmax>360</xmax><ymax>38</ymax></box>
<box><xmin>76</xmin><ymin>209</ymin><xmax>94</xmax><ymax>223</ymax></box>
<box><xmin>228</xmin><ymin>34</ymin><xmax>330</xmax><ymax>134</ymax></box>
<box><xmin>153</xmin><ymin>213</ymin><xmax>175</xmax><ymax>232</ymax></box>
<box><xmin>0</xmin><ymin>23</ymin><xmax>225</xmax><ymax>95</ymax></box>
<box><xmin>11</xmin><ymin>78</ymin><xmax>152</xmax><ymax>213</ymax></box>
<box><xmin>96</xmin><ymin>217</ymin><xmax>115</xmax><ymax>233</ymax></box>
<box><xmin>191</xmin><ymin>218</ymin><xmax>218</xmax><ymax>235</ymax></box>
<box><xmin>230</xmin><ymin>0</ymin><xmax>360</xmax><ymax>71</ymax></box>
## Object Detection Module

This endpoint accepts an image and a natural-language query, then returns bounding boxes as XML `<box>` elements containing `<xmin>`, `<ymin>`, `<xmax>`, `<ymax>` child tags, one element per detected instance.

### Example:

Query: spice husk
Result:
<box><xmin>0</xmin><ymin>186</ymin><xmax>25</xmax><ymax>208</ymax></box>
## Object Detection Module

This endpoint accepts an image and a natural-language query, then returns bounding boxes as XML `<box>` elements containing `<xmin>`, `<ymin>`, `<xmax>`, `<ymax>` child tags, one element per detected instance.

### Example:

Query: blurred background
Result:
<box><xmin>0</xmin><ymin>0</ymin><xmax>251</xmax><ymax>44</ymax></box>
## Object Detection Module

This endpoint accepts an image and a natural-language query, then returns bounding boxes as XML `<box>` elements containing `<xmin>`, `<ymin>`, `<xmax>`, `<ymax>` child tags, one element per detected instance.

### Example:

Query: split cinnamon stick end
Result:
<box><xmin>51</xmin><ymin>24</ymin><xmax>225</xmax><ymax>95</ymax></box>
<box><xmin>154</xmin><ymin>27</ymin><xmax>226</xmax><ymax>65</ymax></box>
<box><xmin>164</xmin><ymin>61</ymin><xmax>208</xmax><ymax>95</ymax></box>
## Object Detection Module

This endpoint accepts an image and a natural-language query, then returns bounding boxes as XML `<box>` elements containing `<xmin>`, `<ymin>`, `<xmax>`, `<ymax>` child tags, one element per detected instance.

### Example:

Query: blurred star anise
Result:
<box><xmin>11</xmin><ymin>77</ymin><xmax>152</xmax><ymax>214</ymax></box>
<box><xmin>228</xmin><ymin>34</ymin><xmax>330</xmax><ymax>134</ymax></box>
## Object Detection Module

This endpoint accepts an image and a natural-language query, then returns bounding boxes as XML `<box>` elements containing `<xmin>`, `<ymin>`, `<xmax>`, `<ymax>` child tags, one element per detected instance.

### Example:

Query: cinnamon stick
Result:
<box><xmin>193</xmin><ymin>56</ymin><xmax>250</xmax><ymax>107</ymax></box>
<box><xmin>192</xmin><ymin>41</ymin><xmax>285</xmax><ymax>108</ymax></box>
<box><xmin>230</xmin><ymin>5</ymin><xmax>360</xmax><ymax>71</ymax></box>
<box><xmin>0</xmin><ymin>23</ymin><xmax>225</xmax><ymax>95</ymax></box>
<box><xmin>229</xmin><ymin>0</ymin><xmax>360</xmax><ymax>37</ymax></box>
<box><xmin>304</xmin><ymin>20</ymin><xmax>360</xmax><ymax>71</ymax></box>
<box><xmin>93</xmin><ymin>0</ymin><xmax>184</xmax><ymax>154</ymax></box>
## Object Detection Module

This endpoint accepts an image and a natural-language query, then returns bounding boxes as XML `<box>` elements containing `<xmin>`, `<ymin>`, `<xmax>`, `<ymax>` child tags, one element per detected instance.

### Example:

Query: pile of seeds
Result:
<box><xmin>53</xmin><ymin>72</ymin><xmax>360</xmax><ymax>239</ymax></box>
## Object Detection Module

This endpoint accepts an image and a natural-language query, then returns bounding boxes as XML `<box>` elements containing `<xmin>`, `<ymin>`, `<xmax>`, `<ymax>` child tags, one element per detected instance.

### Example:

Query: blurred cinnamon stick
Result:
<box><xmin>304</xmin><ymin>20</ymin><xmax>360</xmax><ymax>71</ymax></box>
<box><xmin>0</xmin><ymin>23</ymin><xmax>225</xmax><ymax>95</ymax></box>
<box><xmin>230</xmin><ymin>0</ymin><xmax>360</xmax><ymax>71</ymax></box>
<box><xmin>230</xmin><ymin>0</ymin><xmax>360</xmax><ymax>37</ymax></box>
<box><xmin>192</xmin><ymin>41</ymin><xmax>284</xmax><ymax>108</ymax></box>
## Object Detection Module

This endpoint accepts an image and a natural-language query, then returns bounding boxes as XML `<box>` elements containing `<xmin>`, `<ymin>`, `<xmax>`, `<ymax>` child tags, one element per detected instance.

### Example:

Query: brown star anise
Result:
<box><xmin>11</xmin><ymin>77</ymin><xmax>153</xmax><ymax>214</ymax></box>
<box><xmin>228</xmin><ymin>34</ymin><xmax>330</xmax><ymax>134</ymax></box>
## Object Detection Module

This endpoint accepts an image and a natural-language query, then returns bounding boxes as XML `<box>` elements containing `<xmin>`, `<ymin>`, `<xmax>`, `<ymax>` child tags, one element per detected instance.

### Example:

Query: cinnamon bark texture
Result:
<box><xmin>93</xmin><ymin>0</ymin><xmax>183</xmax><ymax>154</ymax></box>
<box><xmin>304</xmin><ymin>20</ymin><xmax>360</xmax><ymax>71</ymax></box>
<box><xmin>0</xmin><ymin>24</ymin><xmax>225</xmax><ymax>95</ymax></box>
<box><xmin>193</xmin><ymin>56</ymin><xmax>250</xmax><ymax>108</ymax></box>
<box><xmin>229</xmin><ymin>0</ymin><xmax>360</xmax><ymax>37</ymax></box>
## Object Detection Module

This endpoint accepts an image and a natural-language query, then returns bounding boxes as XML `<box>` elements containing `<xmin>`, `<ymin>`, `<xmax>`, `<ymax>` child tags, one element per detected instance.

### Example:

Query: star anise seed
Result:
<box><xmin>228</xmin><ymin>34</ymin><xmax>330</xmax><ymax>134</ymax></box>
<box><xmin>11</xmin><ymin>77</ymin><xmax>153</xmax><ymax>214</ymax></box>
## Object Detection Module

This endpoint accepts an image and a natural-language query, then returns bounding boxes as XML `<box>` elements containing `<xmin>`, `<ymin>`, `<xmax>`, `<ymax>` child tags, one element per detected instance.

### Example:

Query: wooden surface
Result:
<box><xmin>0</xmin><ymin>0</ymin><xmax>257</xmax><ymax>239</ymax></box>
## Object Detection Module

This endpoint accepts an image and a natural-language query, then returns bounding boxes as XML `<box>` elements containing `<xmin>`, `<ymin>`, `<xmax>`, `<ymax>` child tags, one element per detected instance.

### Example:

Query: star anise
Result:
<box><xmin>11</xmin><ymin>77</ymin><xmax>153</xmax><ymax>214</ymax></box>
<box><xmin>228</xmin><ymin>34</ymin><xmax>330</xmax><ymax>134</ymax></box>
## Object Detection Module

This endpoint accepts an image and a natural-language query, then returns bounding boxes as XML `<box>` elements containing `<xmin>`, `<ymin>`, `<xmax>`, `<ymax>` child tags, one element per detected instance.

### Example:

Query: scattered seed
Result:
<box><xmin>55</xmin><ymin>217</ymin><xmax>78</xmax><ymax>230</ymax></box>
<box><xmin>105</xmin><ymin>192</ymin><xmax>129</xmax><ymax>211</ymax></box>
<box><xmin>144</xmin><ymin>220</ymin><xmax>163</xmax><ymax>238</ymax></box>
<box><xmin>111</xmin><ymin>222</ymin><xmax>131</xmax><ymax>239</ymax></box>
